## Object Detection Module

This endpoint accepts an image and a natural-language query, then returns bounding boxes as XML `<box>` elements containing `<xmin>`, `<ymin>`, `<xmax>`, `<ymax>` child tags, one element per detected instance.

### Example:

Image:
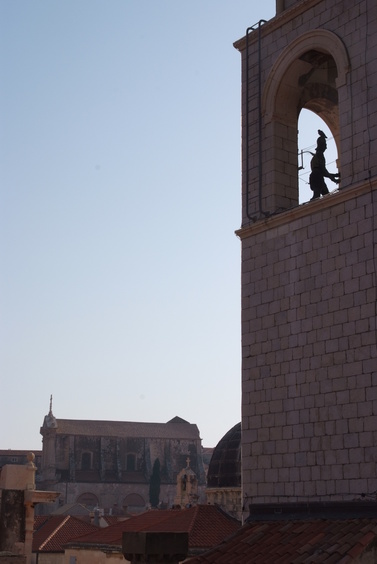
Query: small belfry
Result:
<box><xmin>174</xmin><ymin>457</ymin><xmax>199</xmax><ymax>508</ymax></box>
<box><xmin>40</xmin><ymin>395</ymin><xmax>58</xmax><ymax>484</ymax></box>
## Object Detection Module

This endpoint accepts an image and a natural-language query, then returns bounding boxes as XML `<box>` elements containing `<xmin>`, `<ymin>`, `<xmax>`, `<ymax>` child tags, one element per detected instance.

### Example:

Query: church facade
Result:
<box><xmin>235</xmin><ymin>0</ymin><xmax>377</xmax><ymax>511</ymax></box>
<box><xmin>39</xmin><ymin>404</ymin><xmax>206</xmax><ymax>513</ymax></box>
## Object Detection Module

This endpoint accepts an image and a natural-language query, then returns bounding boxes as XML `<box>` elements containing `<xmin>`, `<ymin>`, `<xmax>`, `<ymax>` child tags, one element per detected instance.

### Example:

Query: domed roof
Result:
<box><xmin>207</xmin><ymin>422</ymin><xmax>241</xmax><ymax>489</ymax></box>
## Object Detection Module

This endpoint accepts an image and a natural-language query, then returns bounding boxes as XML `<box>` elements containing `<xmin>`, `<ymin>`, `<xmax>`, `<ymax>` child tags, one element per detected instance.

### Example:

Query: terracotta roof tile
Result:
<box><xmin>68</xmin><ymin>505</ymin><xmax>240</xmax><ymax>550</ymax></box>
<box><xmin>185</xmin><ymin>518</ymin><xmax>377</xmax><ymax>563</ymax></box>
<box><xmin>34</xmin><ymin>515</ymin><xmax>49</xmax><ymax>531</ymax></box>
<box><xmin>33</xmin><ymin>515</ymin><xmax>98</xmax><ymax>553</ymax></box>
<box><xmin>102</xmin><ymin>515</ymin><xmax>129</xmax><ymax>525</ymax></box>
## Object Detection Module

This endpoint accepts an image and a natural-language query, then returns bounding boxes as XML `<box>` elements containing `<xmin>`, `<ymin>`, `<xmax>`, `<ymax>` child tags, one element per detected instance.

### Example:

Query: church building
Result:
<box><xmin>39</xmin><ymin>400</ymin><xmax>206</xmax><ymax>513</ymax></box>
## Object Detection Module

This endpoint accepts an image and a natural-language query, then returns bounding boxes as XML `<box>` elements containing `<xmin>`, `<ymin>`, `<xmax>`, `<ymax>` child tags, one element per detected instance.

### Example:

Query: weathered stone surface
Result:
<box><xmin>0</xmin><ymin>554</ymin><xmax>26</xmax><ymax>564</ymax></box>
<box><xmin>0</xmin><ymin>491</ymin><xmax>25</xmax><ymax>552</ymax></box>
<box><xmin>39</xmin><ymin>415</ymin><xmax>207</xmax><ymax>512</ymax></box>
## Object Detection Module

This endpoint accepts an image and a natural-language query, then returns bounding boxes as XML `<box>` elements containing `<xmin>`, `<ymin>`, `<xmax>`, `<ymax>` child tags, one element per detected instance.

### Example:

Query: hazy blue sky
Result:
<box><xmin>1</xmin><ymin>1</ymin><xmax>337</xmax><ymax>450</ymax></box>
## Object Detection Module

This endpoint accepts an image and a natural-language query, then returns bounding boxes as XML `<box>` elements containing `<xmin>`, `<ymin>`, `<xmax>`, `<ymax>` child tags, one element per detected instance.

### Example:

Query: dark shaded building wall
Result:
<box><xmin>0</xmin><ymin>490</ymin><xmax>25</xmax><ymax>552</ymax></box>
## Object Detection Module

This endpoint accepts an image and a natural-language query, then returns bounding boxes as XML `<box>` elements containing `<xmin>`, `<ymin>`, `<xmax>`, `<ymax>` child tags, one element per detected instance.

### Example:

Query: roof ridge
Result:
<box><xmin>38</xmin><ymin>516</ymin><xmax>69</xmax><ymax>550</ymax></box>
<box><xmin>57</xmin><ymin>418</ymin><xmax>193</xmax><ymax>425</ymax></box>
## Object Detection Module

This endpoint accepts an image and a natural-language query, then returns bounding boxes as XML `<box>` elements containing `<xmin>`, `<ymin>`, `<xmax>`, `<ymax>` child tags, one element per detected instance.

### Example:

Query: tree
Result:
<box><xmin>149</xmin><ymin>458</ymin><xmax>161</xmax><ymax>508</ymax></box>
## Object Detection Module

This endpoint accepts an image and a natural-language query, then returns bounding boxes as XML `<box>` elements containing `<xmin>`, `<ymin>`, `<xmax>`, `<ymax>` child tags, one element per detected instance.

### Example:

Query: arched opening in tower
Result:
<box><xmin>296</xmin><ymin>49</ymin><xmax>340</xmax><ymax>205</ymax></box>
<box><xmin>298</xmin><ymin>109</ymin><xmax>339</xmax><ymax>204</ymax></box>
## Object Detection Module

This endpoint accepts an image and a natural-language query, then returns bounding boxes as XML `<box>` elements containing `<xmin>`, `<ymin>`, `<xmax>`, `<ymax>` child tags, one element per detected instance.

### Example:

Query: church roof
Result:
<box><xmin>167</xmin><ymin>416</ymin><xmax>191</xmax><ymax>424</ymax></box>
<box><xmin>53</xmin><ymin>418</ymin><xmax>200</xmax><ymax>440</ymax></box>
<box><xmin>67</xmin><ymin>505</ymin><xmax>241</xmax><ymax>551</ymax></box>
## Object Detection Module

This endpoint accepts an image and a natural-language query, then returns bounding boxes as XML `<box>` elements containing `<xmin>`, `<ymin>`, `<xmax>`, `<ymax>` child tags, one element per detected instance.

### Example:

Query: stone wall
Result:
<box><xmin>35</xmin><ymin>555</ymin><xmax>64</xmax><ymax>564</ymax></box>
<box><xmin>0</xmin><ymin>491</ymin><xmax>25</xmax><ymax>553</ymax></box>
<box><xmin>0</xmin><ymin>555</ymin><xmax>26</xmax><ymax>564</ymax></box>
<box><xmin>64</xmin><ymin>548</ymin><xmax>126</xmax><ymax>564</ymax></box>
<box><xmin>43</xmin><ymin>481</ymin><xmax>202</xmax><ymax>514</ymax></box>
<box><xmin>206</xmin><ymin>488</ymin><xmax>241</xmax><ymax>521</ymax></box>
<box><xmin>240</xmin><ymin>183</ymin><xmax>377</xmax><ymax>502</ymax></box>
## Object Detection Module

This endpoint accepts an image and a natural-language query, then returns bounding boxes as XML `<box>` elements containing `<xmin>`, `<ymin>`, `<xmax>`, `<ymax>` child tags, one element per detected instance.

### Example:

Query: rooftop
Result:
<box><xmin>68</xmin><ymin>505</ymin><xmax>241</xmax><ymax>551</ymax></box>
<box><xmin>0</xmin><ymin>449</ymin><xmax>42</xmax><ymax>456</ymax></box>
<box><xmin>33</xmin><ymin>515</ymin><xmax>98</xmax><ymax>553</ymax></box>
<box><xmin>185</xmin><ymin>516</ymin><xmax>377</xmax><ymax>563</ymax></box>
<box><xmin>42</xmin><ymin>416</ymin><xmax>200</xmax><ymax>440</ymax></box>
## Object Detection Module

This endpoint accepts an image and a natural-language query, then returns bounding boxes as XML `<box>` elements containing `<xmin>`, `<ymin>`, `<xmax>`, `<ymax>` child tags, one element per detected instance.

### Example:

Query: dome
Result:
<box><xmin>207</xmin><ymin>423</ymin><xmax>241</xmax><ymax>489</ymax></box>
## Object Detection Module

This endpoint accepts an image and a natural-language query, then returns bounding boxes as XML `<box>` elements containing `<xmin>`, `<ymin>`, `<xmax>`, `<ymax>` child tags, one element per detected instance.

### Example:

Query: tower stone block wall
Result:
<box><xmin>236</xmin><ymin>0</ymin><xmax>377</xmax><ymax>505</ymax></box>
<box><xmin>239</xmin><ymin>187</ymin><xmax>376</xmax><ymax>503</ymax></box>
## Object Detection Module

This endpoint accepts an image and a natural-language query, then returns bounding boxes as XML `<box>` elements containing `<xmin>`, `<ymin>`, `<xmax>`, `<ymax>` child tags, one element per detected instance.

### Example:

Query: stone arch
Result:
<box><xmin>261</xmin><ymin>29</ymin><xmax>350</xmax><ymax>210</ymax></box>
<box><xmin>263</xmin><ymin>29</ymin><xmax>350</xmax><ymax>119</ymax></box>
<box><xmin>123</xmin><ymin>493</ymin><xmax>145</xmax><ymax>514</ymax></box>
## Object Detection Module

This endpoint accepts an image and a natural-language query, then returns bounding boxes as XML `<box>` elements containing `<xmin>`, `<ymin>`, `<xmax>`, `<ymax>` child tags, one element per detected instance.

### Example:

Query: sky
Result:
<box><xmin>0</xmin><ymin>1</ymin><xmax>338</xmax><ymax>451</ymax></box>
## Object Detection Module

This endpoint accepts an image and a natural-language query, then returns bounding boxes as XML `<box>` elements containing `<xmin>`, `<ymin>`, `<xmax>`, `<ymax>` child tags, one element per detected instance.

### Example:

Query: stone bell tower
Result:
<box><xmin>174</xmin><ymin>458</ymin><xmax>199</xmax><ymax>508</ymax></box>
<box><xmin>40</xmin><ymin>396</ymin><xmax>58</xmax><ymax>484</ymax></box>
<box><xmin>235</xmin><ymin>0</ymin><xmax>377</xmax><ymax>513</ymax></box>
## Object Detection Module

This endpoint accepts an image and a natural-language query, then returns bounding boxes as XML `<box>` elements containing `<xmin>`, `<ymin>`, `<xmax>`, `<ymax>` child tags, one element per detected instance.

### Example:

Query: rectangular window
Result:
<box><xmin>81</xmin><ymin>452</ymin><xmax>92</xmax><ymax>470</ymax></box>
<box><xmin>126</xmin><ymin>453</ymin><xmax>136</xmax><ymax>471</ymax></box>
